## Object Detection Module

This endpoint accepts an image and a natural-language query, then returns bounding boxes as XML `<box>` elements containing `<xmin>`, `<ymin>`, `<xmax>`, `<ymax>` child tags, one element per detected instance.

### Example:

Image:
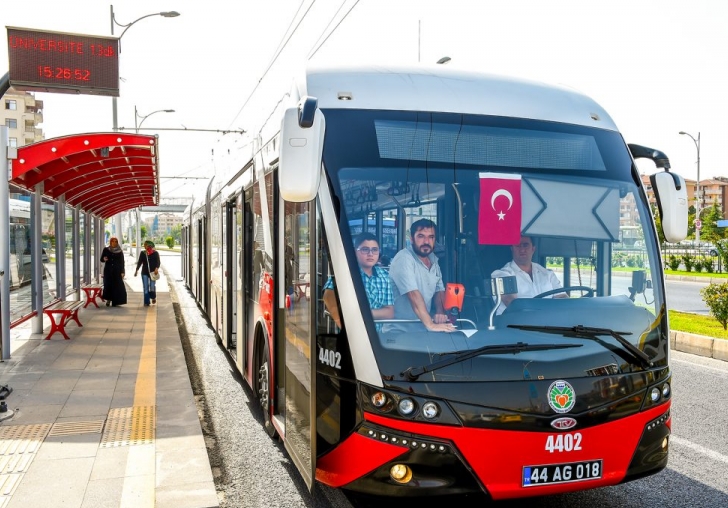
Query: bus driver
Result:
<box><xmin>491</xmin><ymin>235</ymin><xmax>567</xmax><ymax>314</ymax></box>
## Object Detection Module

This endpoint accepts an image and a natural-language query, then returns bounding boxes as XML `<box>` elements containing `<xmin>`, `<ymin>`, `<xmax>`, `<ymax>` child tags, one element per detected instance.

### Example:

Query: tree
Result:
<box><xmin>701</xmin><ymin>202</ymin><xmax>724</xmax><ymax>243</ymax></box>
<box><xmin>686</xmin><ymin>205</ymin><xmax>696</xmax><ymax>239</ymax></box>
<box><xmin>651</xmin><ymin>204</ymin><xmax>665</xmax><ymax>245</ymax></box>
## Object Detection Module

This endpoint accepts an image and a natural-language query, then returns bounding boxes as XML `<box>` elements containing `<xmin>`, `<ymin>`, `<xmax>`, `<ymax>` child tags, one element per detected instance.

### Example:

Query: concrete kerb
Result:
<box><xmin>671</xmin><ymin>330</ymin><xmax>728</xmax><ymax>362</ymax></box>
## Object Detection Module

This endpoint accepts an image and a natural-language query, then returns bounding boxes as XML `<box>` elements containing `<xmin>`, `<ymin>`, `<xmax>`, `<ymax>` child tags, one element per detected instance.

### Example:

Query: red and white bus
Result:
<box><xmin>181</xmin><ymin>64</ymin><xmax>687</xmax><ymax>500</ymax></box>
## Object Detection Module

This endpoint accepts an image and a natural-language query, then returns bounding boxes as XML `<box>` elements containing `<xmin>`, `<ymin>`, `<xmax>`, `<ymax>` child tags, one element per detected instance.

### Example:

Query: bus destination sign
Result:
<box><xmin>7</xmin><ymin>27</ymin><xmax>119</xmax><ymax>97</ymax></box>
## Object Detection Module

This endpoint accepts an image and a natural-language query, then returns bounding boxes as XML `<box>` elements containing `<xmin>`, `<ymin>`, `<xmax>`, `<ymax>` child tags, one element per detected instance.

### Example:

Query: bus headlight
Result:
<box><xmin>398</xmin><ymin>398</ymin><xmax>416</xmax><ymax>416</ymax></box>
<box><xmin>422</xmin><ymin>401</ymin><xmax>440</xmax><ymax>419</ymax></box>
<box><xmin>371</xmin><ymin>392</ymin><xmax>388</xmax><ymax>408</ymax></box>
<box><xmin>662</xmin><ymin>383</ymin><xmax>671</xmax><ymax>398</ymax></box>
<box><xmin>650</xmin><ymin>387</ymin><xmax>660</xmax><ymax>402</ymax></box>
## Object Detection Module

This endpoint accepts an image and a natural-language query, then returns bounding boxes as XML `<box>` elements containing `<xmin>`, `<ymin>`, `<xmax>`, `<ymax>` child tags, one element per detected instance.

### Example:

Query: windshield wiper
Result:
<box><xmin>400</xmin><ymin>342</ymin><xmax>582</xmax><ymax>381</ymax></box>
<box><xmin>507</xmin><ymin>324</ymin><xmax>653</xmax><ymax>369</ymax></box>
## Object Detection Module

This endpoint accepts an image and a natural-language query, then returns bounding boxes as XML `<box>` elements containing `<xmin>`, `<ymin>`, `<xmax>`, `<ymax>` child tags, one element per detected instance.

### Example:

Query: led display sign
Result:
<box><xmin>7</xmin><ymin>27</ymin><xmax>119</xmax><ymax>97</ymax></box>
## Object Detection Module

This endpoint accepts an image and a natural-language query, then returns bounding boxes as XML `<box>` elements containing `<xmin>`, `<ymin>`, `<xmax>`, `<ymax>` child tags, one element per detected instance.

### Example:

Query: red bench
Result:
<box><xmin>81</xmin><ymin>283</ymin><xmax>104</xmax><ymax>308</ymax></box>
<box><xmin>44</xmin><ymin>301</ymin><xmax>84</xmax><ymax>340</ymax></box>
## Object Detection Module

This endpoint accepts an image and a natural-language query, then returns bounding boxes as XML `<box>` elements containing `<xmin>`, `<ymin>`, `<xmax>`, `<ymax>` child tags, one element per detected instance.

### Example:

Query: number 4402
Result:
<box><xmin>318</xmin><ymin>348</ymin><xmax>341</xmax><ymax>369</ymax></box>
<box><xmin>545</xmin><ymin>433</ymin><xmax>583</xmax><ymax>453</ymax></box>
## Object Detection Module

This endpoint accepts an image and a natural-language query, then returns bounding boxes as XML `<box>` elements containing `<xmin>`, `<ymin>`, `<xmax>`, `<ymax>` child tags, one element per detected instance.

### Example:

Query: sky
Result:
<box><xmin>3</xmin><ymin>0</ymin><xmax>728</xmax><ymax>200</ymax></box>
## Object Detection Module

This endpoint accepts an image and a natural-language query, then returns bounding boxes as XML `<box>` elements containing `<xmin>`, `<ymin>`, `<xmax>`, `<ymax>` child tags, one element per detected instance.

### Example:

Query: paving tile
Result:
<box><xmin>88</xmin><ymin>447</ymin><xmax>129</xmax><ymax>481</ymax></box>
<box><xmin>35</xmin><ymin>433</ymin><xmax>102</xmax><ymax>460</ymax></box>
<box><xmin>58</xmin><ymin>389</ymin><xmax>114</xmax><ymax>418</ymax></box>
<box><xmin>6</xmin><ymin>456</ymin><xmax>94</xmax><ymax>508</ymax></box>
<box><xmin>80</xmin><ymin>477</ymin><xmax>125</xmax><ymax>508</ymax></box>
<box><xmin>156</xmin><ymin>446</ymin><xmax>214</xmax><ymax>488</ymax></box>
<box><xmin>2</xmin><ymin>404</ymin><xmax>63</xmax><ymax>425</ymax></box>
<box><xmin>156</xmin><ymin>481</ymin><xmax>219</xmax><ymax>508</ymax></box>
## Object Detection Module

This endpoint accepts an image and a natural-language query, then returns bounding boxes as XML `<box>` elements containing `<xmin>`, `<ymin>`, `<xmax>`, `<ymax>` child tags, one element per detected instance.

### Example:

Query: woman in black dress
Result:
<box><xmin>100</xmin><ymin>237</ymin><xmax>127</xmax><ymax>306</ymax></box>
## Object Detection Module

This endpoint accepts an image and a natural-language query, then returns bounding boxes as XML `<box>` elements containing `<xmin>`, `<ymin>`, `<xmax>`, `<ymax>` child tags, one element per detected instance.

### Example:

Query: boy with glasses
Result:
<box><xmin>323</xmin><ymin>233</ymin><xmax>394</xmax><ymax>329</ymax></box>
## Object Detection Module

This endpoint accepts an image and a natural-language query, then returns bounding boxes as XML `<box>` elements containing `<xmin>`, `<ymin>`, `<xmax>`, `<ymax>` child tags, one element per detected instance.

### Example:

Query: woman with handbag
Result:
<box><xmin>134</xmin><ymin>240</ymin><xmax>161</xmax><ymax>306</ymax></box>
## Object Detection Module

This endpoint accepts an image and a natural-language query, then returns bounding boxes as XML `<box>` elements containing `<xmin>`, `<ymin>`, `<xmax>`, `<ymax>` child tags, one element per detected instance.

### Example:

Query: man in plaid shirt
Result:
<box><xmin>323</xmin><ymin>233</ymin><xmax>394</xmax><ymax>330</ymax></box>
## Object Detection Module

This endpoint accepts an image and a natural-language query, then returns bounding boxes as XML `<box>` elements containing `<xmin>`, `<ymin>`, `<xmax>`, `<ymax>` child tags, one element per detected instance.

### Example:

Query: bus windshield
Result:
<box><xmin>322</xmin><ymin>109</ymin><xmax>667</xmax><ymax>383</ymax></box>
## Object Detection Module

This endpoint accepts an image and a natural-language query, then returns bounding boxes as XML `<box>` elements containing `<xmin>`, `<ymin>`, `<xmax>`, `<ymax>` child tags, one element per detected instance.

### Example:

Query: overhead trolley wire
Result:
<box><xmin>226</xmin><ymin>0</ymin><xmax>318</xmax><ymax>130</ymax></box>
<box><xmin>307</xmin><ymin>0</ymin><xmax>361</xmax><ymax>60</ymax></box>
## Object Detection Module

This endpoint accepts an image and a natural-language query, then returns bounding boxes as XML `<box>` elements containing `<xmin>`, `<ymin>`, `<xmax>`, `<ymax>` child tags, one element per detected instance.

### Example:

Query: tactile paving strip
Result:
<box><xmin>100</xmin><ymin>406</ymin><xmax>155</xmax><ymax>448</ymax></box>
<box><xmin>0</xmin><ymin>424</ymin><xmax>52</xmax><ymax>505</ymax></box>
<box><xmin>48</xmin><ymin>420</ymin><xmax>105</xmax><ymax>437</ymax></box>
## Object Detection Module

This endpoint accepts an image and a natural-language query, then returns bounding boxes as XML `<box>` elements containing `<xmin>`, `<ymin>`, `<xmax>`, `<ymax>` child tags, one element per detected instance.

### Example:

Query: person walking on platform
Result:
<box><xmin>100</xmin><ymin>237</ymin><xmax>127</xmax><ymax>307</ymax></box>
<box><xmin>134</xmin><ymin>240</ymin><xmax>161</xmax><ymax>306</ymax></box>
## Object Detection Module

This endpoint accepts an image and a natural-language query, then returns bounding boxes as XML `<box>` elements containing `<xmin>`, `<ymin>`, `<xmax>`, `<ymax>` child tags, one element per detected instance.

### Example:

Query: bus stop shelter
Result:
<box><xmin>1</xmin><ymin>132</ymin><xmax>160</xmax><ymax>359</ymax></box>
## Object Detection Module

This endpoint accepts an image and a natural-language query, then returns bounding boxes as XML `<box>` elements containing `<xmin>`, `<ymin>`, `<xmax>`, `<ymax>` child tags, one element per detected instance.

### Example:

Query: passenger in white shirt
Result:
<box><xmin>491</xmin><ymin>236</ymin><xmax>567</xmax><ymax>314</ymax></box>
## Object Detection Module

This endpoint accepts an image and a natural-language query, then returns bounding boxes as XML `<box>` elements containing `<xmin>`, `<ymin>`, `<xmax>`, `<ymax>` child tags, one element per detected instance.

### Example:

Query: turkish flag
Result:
<box><xmin>478</xmin><ymin>172</ymin><xmax>522</xmax><ymax>245</ymax></box>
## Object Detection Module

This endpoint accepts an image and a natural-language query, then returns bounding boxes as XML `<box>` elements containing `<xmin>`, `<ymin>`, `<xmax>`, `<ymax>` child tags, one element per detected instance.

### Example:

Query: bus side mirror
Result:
<box><xmin>650</xmin><ymin>171</ymin><xmax>688</xmax><ymax>243</ymax></box>
<box><xmin>279</xmin><ymin>96</ymin><xmax>326</xmax><ymax>202</ymax></box>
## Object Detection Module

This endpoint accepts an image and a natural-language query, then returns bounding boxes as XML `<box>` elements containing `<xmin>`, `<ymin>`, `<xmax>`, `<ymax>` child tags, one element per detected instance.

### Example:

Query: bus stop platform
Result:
<box><xmin>0</xmin><ymin>257</ymin><xmax>218</xmax><ymax>508</ymax></box>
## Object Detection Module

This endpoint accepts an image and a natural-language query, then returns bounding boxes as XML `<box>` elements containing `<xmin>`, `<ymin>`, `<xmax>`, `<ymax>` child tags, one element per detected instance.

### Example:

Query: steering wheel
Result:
<box><xmin>534</xmin><ymin>286</ymin><xmax>595</xmax><ymax>298</ymax></box>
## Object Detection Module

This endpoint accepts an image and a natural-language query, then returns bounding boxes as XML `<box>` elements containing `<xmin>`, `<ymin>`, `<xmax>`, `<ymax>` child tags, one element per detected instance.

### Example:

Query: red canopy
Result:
<box><xmin>11</xmin><ymin>133</ymin><xmax>159</xmax><ymax>218</ymax></box>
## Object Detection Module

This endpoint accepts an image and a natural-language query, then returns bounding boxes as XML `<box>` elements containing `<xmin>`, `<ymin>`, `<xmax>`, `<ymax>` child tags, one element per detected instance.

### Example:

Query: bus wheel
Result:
<box><xmin>258</xmin><ymin>340</ymin><xmax>277</xmax><ymax>438</ymax></box>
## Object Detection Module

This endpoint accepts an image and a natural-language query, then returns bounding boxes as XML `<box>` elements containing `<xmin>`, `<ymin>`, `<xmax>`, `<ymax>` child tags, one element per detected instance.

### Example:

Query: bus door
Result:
<box><xmin>196</xmin><ymin>218</ymin><xmax>203</xmax><ymax>304</ymax></box>
<box><xmin>279</xmin><ymin>198</ymin><xmax>316</xmax><ymax>490</ymax></box>
<box><xmin>224</xmin><ymin>198</ymin><xmax>238</xmax><ymax>353</ymax></box>
<box><xmin>240</xmin><ymin>189</ymin><xmax>255</xmax><ymax>376</ymax></box>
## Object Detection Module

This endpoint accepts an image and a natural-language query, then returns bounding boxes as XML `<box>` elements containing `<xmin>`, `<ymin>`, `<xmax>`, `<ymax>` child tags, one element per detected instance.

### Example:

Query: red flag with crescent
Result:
<box><xmin>478</xmin><ymin>172</ymin><xmax>522</xmax><ymax>245</ymax></box>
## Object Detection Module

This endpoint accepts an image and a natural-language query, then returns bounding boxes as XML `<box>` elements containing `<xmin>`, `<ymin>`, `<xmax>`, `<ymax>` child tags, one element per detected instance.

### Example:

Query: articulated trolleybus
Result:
<box><xmin>181</xmin><ymin>65</ymin><xmax>687</xmax><ymax>500</ymax></box>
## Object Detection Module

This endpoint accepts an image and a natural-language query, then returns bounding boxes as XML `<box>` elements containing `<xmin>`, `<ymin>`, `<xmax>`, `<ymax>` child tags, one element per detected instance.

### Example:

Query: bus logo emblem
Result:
<box><xmin>551</xmin><ymin>417</ymin><xmax>577</xmax><ymax>430</ymax></box>
<box><xmin>548</xmin><ymin>381</ymin><xmax>576</xmax><ymax>413</ymax></box>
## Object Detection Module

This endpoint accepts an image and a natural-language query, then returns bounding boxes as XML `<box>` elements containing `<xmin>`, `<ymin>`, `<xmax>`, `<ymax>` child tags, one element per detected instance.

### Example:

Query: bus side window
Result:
<box><xmin>321</xmin><ymin>276</ymin><xmax>342</xmax><ymax>332</ymax></box>
<box><xmin>318</xmin><ymin>231</ymin><xmax>341</xmax><ymax>334</ymax></box>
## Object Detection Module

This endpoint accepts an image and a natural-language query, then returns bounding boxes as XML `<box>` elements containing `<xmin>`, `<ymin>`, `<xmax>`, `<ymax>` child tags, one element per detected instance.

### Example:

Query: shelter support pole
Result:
<box><xmin>32</xmin><ymin>184</ymin><xmax>44</xmax><ymax>334</ymax></box>
<box><xmin>84</xmin><ymin>212</ymin><xmax>92</xmax><ymax>284</ymax></box>
<box><xmin>115</xmin><ymin>215</ymin><xmax>123</xmax><ymax>247</ymax></box>
<box><xmin>72</xmin><ymin>206</ymin><xmax>80</xmax><ymax>295</ymax></box>
<box><xmin>96</xmin><ymin>217</ymin><xmax>104</xmax><ymax>280</ymax></box>
<box><xmin>56</xmin><ymin>196</ymin><xmax>66</xmax><ymax>300</ymax></box>
<box><xmin>0</xmin><ymin>126</ymin><xmax>10</xmax><ymax>359</ymax></box>
<box><xmin>136</xmin><ymin>208</ymin><xmax>142</xmax><ymax>260</ymax></box>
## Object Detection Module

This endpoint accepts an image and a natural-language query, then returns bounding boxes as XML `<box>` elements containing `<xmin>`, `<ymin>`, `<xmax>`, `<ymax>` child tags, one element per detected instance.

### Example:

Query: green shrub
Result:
<box><xmin>667</xmin><ymin>255</ymin><xmax>681</xmax><ymax>271</ymax></box>
<box><xmin>705</xmin><ymin>258</ymin><xmax>715</xmax><ymax>273</ymax></box>
<box><xmin>693</xmin><ymin>258</ymin><xmax>704</xmax><ymax>273</ymax></box>
<box><xmin>701</xmin><ymin>282</ymin><xmax>728</xmax><ymax>330</ymax></box>
<box><xmin>681</xmin><ymin>254</ymin><xmax>694</xmax><ymax>272</ymax></box>
<box><xmin>165</xmin><ymin>236</ymin><xmax>174</xmax><ymax>249</ymax></box>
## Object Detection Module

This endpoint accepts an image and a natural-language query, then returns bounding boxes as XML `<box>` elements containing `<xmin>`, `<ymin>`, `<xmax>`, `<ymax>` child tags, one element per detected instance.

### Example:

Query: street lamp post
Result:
<box><xmin>110</xmin><ymin>6</ymin><xmax>180</xmax><ymax>132</ymax></box>
<box><xmin>679</xmin><ymin>131</ymin><xmax>701</xmax><ymax>243</ymax></box>
<box><xmin>135</xmin><ymin>107</ymin><xmax>175</xmax><ymax>133</ymax></box>
<box><xmin>132</xmin><ymin>107</ymin><xmax>173</xmax><ymax>258</ymax></box>
<box><xmin>110</xmin><ymin>6</ymin><xmax>179</xmax><ymax>245</ymax></box>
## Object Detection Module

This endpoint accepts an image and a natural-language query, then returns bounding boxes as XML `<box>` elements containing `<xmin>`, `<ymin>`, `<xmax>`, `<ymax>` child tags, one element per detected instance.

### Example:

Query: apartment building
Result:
<box><xmin>144</xmin><ymin>212</ymin><xmax>183</xmax><ymax>236</ymax></box>
<box><xmin>641</xmin><ymin>174</ymin><xmax>728</xmax><ymax>219</ymax></box>
<box><xmin>2</xmin><ymin>87</ymin><xmax>44</xmax><ymax>148</ymax></box>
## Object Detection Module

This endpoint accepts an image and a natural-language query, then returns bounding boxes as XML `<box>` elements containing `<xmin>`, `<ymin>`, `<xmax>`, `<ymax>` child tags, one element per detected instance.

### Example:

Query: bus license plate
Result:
<box><xmin>522</xmin><ymin>459</ymin><xmax>602</xmax><ymax>487</ymax></box>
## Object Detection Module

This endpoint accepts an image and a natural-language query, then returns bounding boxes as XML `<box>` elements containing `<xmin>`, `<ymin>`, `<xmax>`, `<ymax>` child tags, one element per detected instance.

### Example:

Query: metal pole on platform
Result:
<box><xmin>1</xmin><ymin>126</ymin><xmax>11</xmax><ymax>359</ymax></box>
<box><xmin>84</xmin><ymin>212</ymin><xmax>92</xmax><ymax>284</ymax></box>
<box><xmin>32</xmin><ymin>185</ymin><xmax>43</xmax><ymax>333</ymax></box>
